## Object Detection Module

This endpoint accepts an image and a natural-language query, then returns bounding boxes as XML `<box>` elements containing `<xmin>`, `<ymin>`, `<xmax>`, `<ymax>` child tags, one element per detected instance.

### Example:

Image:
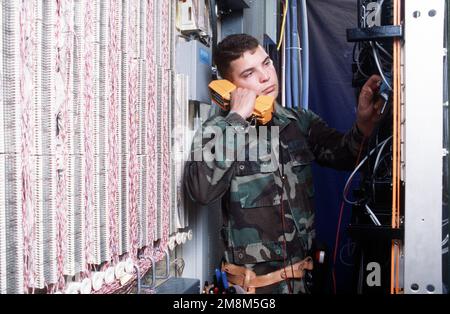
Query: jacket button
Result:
<box><xmin>238</xmin><ymin>253</ymin><xmax>244</xmax><ymax>259</ymax></box>
<box><xmin>239</xmin><ymin>164</ymin><xmax>245</xmax><ymax>170</ymax></box>
<box><xmin>275</xmin><ymin>249</ymin><xmax>281</xmax><ymax>255</ymax></box>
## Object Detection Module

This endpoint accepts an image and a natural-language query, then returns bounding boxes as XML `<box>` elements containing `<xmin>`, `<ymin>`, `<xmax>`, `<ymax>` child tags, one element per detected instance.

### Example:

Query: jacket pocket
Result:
<box><xmin>288</xmin><ymin>140</ymin><xmax>315</xmax><ymax>198</ymax></box>
<box><xmin>234</xmin><ymin>161</ymin><xmax>281</xmax><ymax>208</ymax></box>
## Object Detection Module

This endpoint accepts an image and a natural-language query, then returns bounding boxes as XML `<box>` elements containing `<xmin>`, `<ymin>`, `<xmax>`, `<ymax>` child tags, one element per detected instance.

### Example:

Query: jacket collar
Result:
<box><xmin>272</xmin><ymin>103</ymin><xmax>297</xmax><ymax>131</ymax></box>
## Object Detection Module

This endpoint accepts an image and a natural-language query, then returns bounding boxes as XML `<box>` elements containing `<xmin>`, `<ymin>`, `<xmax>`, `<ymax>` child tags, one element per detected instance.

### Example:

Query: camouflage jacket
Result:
<box><xmin>184</xmin><ymin>104</ymin><xmax>365</xmax><ymax>265</ymax></box>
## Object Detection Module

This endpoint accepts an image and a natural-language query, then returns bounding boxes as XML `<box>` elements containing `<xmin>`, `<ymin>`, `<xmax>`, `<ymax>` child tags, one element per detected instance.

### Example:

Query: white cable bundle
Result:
<box><xmin>168</xmin><ymin>236</ymin><xmax>176</xmax><ymax>251</ymax></box>
<box><xmin>91</xmin><ymin>271</ymin><xmax>105</xmax><ymax>291</ymax></box>
<box><xmin>175</xmin><ymin>232</ymin><xmax>183</xmax><ymax>246</ymax></box>
<box><xmin>79</xmin><ymin>277</ymin><xmax>92</xmax><ymax>294</ymax></box>
<box><xmin>114</xmin><ymin>259</ymin><xmax>133</xmax><ymax>286</ymax></box>
<box><xmin>114</xmin><ymin>260</ymin><xmax>126</xmax><ymax>279</ymax></box>
<box><xmin>65</xmin><ymin>282</ymin><xmax>81</xmax><ymax>294</ymax></box>
<box><xmin>124</xmin><ymin>257</ymin><xmax>134</xmax><ymax>274</ymax></box>
<box><xmin>104</xmin><ymin>266</ymin><xmax>115</xmax><ymax>284</ymax></box>
<box><xmin>181</xmin><ymin>232</ymin><xmax>187</xmax><ymax>244</ymax></box>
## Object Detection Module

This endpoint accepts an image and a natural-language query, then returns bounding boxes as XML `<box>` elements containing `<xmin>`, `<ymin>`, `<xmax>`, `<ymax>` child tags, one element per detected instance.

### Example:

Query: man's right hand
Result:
<box><xmin>229</xmin><ymin>87</ymin><xmax>257</xmax><ymax>120</ymax></box>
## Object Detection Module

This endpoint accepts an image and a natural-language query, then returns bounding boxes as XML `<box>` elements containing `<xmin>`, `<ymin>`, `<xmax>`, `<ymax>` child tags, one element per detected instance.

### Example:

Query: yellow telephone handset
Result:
<box><xmin>208</xmin><ymin>80</ymin><xmax>274</xmax><ymax>125</ymax></box>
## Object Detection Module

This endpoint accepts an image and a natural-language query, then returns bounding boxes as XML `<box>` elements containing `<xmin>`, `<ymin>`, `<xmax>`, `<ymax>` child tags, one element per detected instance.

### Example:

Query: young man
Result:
<box><xmin>184</xmin><ymin>34</ymin><xmax>383</xmax><ymax>294</ymax></box>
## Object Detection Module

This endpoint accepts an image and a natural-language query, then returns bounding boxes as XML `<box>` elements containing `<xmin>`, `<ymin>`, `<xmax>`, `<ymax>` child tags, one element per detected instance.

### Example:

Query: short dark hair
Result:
<box><xmin>213</xmin><ymin>34</ymin><xmax>259</xmax><ymax>79</ymax></box>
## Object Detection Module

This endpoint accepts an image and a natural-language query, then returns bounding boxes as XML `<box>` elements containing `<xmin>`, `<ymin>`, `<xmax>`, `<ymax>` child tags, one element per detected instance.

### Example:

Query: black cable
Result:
<box><xmin>209</xmin><ymin>0</ymin><xmax>218</xmax><ymax>54</ymax></box>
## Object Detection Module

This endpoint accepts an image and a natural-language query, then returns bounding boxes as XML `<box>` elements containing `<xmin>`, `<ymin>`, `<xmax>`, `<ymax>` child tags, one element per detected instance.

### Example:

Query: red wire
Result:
<box><xmin>332</xmin><ymin>137</ymin><xmax>366</xmax><ymax>294</ymax></box>
<box><xmin>332</xmin><ymin>198</ymin><xmax>346</xmax><ymax>294</ymax></box>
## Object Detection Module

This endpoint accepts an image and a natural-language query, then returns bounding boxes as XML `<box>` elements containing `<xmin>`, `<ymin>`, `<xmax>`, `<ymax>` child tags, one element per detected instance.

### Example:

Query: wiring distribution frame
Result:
<box><xmin>403</xmin><ymin>0</ymin><xmax>444</xmax><ymax>294</ymax></box>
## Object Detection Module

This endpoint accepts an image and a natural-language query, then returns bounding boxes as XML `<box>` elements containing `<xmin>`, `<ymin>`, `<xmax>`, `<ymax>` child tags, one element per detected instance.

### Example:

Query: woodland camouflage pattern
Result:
<box><xmin>184</xmin><ymin>104</ymin><xmax>365</xmax><ymax>293</ymax></box>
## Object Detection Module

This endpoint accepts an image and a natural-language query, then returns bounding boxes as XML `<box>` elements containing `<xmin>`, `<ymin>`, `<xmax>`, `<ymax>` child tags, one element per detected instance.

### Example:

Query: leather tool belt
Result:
<box><xmin>222</xmin><ymin>256</ymin><xmax>314</xmax><ymax>294</ymax></box>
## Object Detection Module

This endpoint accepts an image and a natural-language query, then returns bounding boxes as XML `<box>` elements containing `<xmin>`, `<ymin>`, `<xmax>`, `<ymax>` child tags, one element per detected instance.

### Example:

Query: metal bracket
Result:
<box><xmin>156</xmin><ymin>249</ymin><xmax>171</xmax><ymax>280</ymax></box>
<box><xmin>135</xmin><ymin>249</ymin><xmax>171</xmax><ymax>294</ymax></box>
<box><xmin>347</xmin><ymin>25</ymin><xmax>403</xmax><ymax>42</ymax></box>
<box><xmin>135</xmin><ymin>257</ymin><xmax>156</xmax><ymax>294</ymax></box>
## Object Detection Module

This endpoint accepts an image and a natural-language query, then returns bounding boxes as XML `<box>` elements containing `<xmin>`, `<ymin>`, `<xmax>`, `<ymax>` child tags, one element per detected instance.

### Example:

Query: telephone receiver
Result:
<box><xmin>208</xmin><ymin>80</ymin><xmax>274</xmax><ymax>125</ymax></box>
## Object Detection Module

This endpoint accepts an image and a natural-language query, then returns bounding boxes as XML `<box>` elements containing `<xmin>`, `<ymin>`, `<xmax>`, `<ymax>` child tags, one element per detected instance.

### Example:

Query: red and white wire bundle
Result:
<box><xmin>145</xmin><ymin>0</ymin><xmax>157</xmax><ymax>251</ymax></box>
<box><xmin>107</xmin><ymin>0</ymin><xmax>120</xmax><ymax>265</ymax></box>
<box><xmin>55</xmin><ymin>0</ymin><xmax>73</xmax><ymax>291</ymax></box>
<box><xmin>19</xmin><ymin>0</ymin><xmax>36</xmax><ymax>293</ymax></box>
<box><xmin>127</xmin><ymin>0</ymin><xmax>139</xmax><ymax>261</ymax></box>
<box><xmin>159</xmin><ymin>0</ymin><xmax>171</xmax><ymax>251</ymax></box>
<box><xmin>83</xmin><ymin>0</ymin><xmax>95</xmax><ymax>270</ymax></box>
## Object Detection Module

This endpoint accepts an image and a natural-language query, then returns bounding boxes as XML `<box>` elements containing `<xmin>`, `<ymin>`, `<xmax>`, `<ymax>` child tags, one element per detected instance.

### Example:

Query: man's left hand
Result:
<box><xmin>356</xmin><ymin>74</ymin><xmax>385</xmax><ymax>137</ymax></box>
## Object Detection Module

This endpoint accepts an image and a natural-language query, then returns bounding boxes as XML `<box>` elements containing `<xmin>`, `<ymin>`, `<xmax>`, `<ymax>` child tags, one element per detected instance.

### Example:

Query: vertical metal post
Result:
<box><xmin>447</xmin><ymin>0</ymin><xmax>450</xmax><ymax>292</ymax></box>
<box><xmin>404</xmin><ymin>0</ymin><xmax>445</xmax><ymax>294</ymax></box>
